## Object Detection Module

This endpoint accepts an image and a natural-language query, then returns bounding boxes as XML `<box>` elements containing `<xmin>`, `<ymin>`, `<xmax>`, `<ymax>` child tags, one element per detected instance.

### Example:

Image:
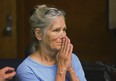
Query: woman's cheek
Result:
<box><xmin>51</xmin><ymin>34</ymin><xmax>59</xmax><ymax>40</ymax></box>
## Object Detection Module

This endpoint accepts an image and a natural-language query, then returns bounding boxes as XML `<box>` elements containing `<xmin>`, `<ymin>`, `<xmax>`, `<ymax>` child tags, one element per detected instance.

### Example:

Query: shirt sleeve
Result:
<box><xmin>16</xmin><ymin>72</ymin><xmax>41</xmax><ymax>81</ymax></box>
<box><xmin>16</xmin><ymin>65</ymin><xmax>41</xmax><ymax>81</ymax></box>
<box><xmin>72</xmin><ymin>53</ymin><xmax>87</xmax><ymax>81</ymax></box>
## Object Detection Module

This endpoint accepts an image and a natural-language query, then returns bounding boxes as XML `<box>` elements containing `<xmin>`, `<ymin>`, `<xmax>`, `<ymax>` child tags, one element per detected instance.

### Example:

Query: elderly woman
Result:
<box><xmin>16</xmin><ymin>4</ymin><xmax>86</xmax><ymax>81</ymax></box>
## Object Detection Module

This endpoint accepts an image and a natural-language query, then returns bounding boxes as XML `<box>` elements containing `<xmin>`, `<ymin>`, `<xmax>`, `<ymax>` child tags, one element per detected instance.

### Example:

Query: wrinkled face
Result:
<box><xmin>42</xmin><ymin>16</ymin><xmax>66</xmax><ymax>51</ymax></box>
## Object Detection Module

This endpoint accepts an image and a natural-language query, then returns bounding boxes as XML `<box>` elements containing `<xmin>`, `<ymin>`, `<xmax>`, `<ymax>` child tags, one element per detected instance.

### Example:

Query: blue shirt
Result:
<box><xmin>16</xmin><ymin>53</ymin><xmax>86</xmax><ymax>81</ymax></box>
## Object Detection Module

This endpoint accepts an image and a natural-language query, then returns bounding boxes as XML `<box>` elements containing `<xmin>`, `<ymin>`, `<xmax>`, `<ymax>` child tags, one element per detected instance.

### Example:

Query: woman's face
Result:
<box><xmin>42</xmin><ymin>16</ymin><xmax>66</xmax><ymax>51</ymax></box>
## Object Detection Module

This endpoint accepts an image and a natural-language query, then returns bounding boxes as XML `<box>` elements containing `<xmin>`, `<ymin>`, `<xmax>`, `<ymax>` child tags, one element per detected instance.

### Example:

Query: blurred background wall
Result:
<box><xmin>0</xmin><ymin>0</ymin><xmax>116</xmax><ymax>64</ymax></box>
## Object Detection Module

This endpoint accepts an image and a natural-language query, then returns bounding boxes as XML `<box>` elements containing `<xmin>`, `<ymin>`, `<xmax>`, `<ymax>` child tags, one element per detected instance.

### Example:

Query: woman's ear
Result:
<box><xmin>34</xmin><ymin>28</ymin><xmax>42</xmax><ymax>40</ymax></box>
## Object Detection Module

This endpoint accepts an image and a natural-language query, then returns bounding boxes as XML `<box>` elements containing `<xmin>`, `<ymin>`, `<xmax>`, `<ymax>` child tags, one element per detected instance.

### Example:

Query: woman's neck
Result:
<box><xmin>30</xmin><ymin>48</ymin><xmax>57</xmax><ymax>66</ymax></box>
<box><xmin>39</xmin><ymin>49</ymin><xmax>56</xmax><ymax>62</ymax></box>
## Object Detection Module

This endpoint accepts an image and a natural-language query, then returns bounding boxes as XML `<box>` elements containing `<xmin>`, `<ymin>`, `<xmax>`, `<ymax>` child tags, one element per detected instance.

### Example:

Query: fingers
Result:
<box><xmin>62</xmin><ymin>37</ymin><xmax>68</xmax><ymax>55</ymax></box>
<box><xmin>68</xmin><ymin>43</ymin><xmax>73</xmax><ymax>56</ymax></box>
<box><xmin>3</xmin><ymin>67</ymin><xmax>16</xmax><ymax>80</ymax></box>
<box><xmin>61</xmin><ymin>36</ymin><xmax>73</xmax><ymax>61</ymax></box>
<box><xmin>4</xmin><ymin>67</ymin><xmax>15</xmax><ymax>72</ymax></box>
<box><xmin>5</xmin><ymin>71</ymin><xmax>16</xmax><ymax>80</ymax></box>
<box><xmin>62</xmin><ymin>36</ymin><xmax>72</xmax><ymax>55</ymax></box>
<box><xmin>57</xmin><ymin>36</ymin><xmax>73</xmax><ymax>69</ymax></box>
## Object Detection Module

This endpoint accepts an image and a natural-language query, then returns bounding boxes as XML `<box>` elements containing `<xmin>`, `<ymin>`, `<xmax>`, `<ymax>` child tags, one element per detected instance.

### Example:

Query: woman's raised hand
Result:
<box><xmin>56</xmin><ymin>36</ymin><xmax>73</xmax><ymax>71</ymax></box>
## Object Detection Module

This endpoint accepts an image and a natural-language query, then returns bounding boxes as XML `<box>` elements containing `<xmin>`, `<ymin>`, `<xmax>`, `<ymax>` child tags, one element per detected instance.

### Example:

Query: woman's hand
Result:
<box><xmin>56</xmin><ymin>36</ymin><xmax>73</xmax><ymax>71</ymax></box>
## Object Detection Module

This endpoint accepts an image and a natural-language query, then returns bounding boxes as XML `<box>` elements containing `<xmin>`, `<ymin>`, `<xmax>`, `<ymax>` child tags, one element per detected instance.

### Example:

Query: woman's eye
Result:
<box><xmin>52</xmin><ymin>27</ymin><xmax>66</xmax><ymax>32</ymax></box>
<box><xmin>53</xmin><ymin>29</ymin><xmax>60</xmax><ymax>32</ymax></box>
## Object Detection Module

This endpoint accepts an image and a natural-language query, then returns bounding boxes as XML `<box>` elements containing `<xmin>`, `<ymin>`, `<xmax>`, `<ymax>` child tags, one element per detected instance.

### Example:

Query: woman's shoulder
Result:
<box><xmin>72</xmin><ymin>53</ymin><xmax>81</xmax><ymax>64</ymax></box>
<box><xmin>72</xmin><ymin>53</ymin><xmax>79</xmax><ymax>59</ymax></box>
<box><xmin>16</xmin><ymin>57</ymin><xmax>32</xmax><ymax>73</ymax></box>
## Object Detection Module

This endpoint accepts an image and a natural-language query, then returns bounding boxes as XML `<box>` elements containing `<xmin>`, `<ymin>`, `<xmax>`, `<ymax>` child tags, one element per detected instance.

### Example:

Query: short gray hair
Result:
<box><xmin>30</xmin><ymin>4</ymin><xmax>65</xmax><ymax>33</ymax></box>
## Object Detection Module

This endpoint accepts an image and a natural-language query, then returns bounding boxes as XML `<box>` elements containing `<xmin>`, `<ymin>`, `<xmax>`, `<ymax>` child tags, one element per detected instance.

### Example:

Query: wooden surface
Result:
<box><xmin>0</xmin><ymin>0</ymin><xmax>115</xmax><ymax>63</ymax></box>
<box><xmin>0</xmin><ymin>0</ymin><xmax>17</xmax><ymax>58</ymax></box>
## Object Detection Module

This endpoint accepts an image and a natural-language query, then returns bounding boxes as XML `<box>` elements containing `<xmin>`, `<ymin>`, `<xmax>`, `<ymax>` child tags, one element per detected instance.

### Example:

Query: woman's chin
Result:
<box><xmin>57</xmin><ymin>45</ymin><xmax>62</xmax><ymax>50</ymax></box>
<box><xmin>53</xmin><ymin>46</ymin><xmax>61</xmax><ymax>52</ymax></box>
<box><xmin>51</xmin><ymin>45</ymin><xmax>62</xmax><ymax>52</ymax></box>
